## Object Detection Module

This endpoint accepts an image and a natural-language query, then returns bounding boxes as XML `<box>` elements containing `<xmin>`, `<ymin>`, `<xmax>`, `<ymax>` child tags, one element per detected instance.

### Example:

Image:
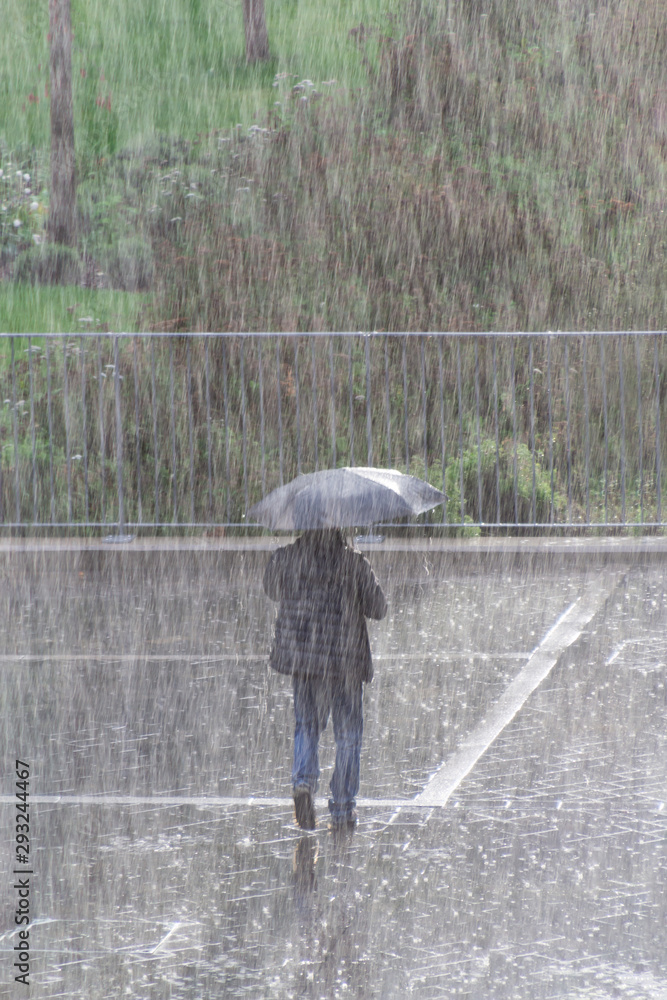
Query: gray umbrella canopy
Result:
<box><xmin>248</xmin><ymin>467</ymin><xmax>445</xmax><ymax>530</ymax></box>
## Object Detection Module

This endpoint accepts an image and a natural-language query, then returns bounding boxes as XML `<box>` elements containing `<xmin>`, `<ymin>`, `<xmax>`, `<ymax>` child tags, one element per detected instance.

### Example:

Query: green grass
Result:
<box><xmin>2</xmin><ymin>0</ymin><xmax>667</xmax><ymax>335</ymax></box>
<box><xmin>1</xmin><ymin>0</ymin><xmax>390</xmax><ymax>154</ymax></box>
<box><xmin>0</xmin><ymin>284</ymin><xmax>146</xmax><ymax>333</ymax></box>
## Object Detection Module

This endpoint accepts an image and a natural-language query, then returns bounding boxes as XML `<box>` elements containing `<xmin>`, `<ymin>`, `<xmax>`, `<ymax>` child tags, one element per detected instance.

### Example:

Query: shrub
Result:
<box><xmin>102</xmin><ymin>237</ymin><xmax>154</xmax><ymax>291</ymax></box>
<box><xmin>13</xmin><ymin>243</ymin><xmax>83</xmax><ymax>285</ymax></box>
<box><xmin>444</xmin><ymin>437</ymin><xmax>564</xmax><ymax>526</ymax></box>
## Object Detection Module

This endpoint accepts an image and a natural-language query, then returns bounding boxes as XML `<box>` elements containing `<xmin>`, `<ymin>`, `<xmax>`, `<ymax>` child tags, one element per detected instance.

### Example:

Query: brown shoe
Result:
<box><xmin>293</xmin><ymin>786</ymin><xmax>316</xmax><ymax>830</ymax></box>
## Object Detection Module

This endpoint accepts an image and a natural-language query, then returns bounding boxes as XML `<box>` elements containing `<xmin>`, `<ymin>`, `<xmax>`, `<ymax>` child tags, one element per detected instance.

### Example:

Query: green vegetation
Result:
<box><xmin>140</xmin><ymin>0</ymin><xmax>667</xmax><ymax>332</ymax></box>
<box><xmin>0</xmin><ymin>0</ymin><xmax>665</xmax><ymax>531</ymax></box>
<box><xmin>0</xmin><ymin>284</ymin><xmax>145</xmax><ymax>333</ymax></box>
<box><xmin>0</xmin><ymin>334</ymin><xmax>663</xmax><ymax>532</ymax></box>
<box><xmin>1</xmin><ymin>0</ymin><xmax>387</xmax><ymax>153</ymax></box>
<box><xmin>2</xmin><ymin>0</ymin><xmax>666</xmax><ymax>332</ymax></box>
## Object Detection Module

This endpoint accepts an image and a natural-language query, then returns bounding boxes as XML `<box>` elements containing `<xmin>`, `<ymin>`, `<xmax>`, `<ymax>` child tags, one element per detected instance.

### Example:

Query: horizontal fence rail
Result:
<box><xmin>0</xmin><ymin>332</ymin><xmax>664</xmax><ymax>534</ymax></box>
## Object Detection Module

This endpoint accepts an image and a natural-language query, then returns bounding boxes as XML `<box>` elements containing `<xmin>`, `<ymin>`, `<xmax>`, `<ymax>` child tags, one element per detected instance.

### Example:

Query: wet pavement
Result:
<box><xmin>1</xmin><ymin>543</ymin><xmax>666</xmax><ymax>998</ymax></box>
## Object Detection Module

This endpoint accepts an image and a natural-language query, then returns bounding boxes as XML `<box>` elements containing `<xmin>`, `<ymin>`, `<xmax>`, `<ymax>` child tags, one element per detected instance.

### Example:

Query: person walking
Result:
<box><xmin>263</xmin><ymin>528</ymin><xmax>387</xmax><ymax>830</ymax></box>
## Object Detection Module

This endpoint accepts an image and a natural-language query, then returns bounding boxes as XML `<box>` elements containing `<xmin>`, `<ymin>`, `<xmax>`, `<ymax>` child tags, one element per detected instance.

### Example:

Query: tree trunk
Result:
<box><xmin>49</xmin><ymin>0</ymin><xmax>77</xmax><ymax>245</ymax></box>
<box><xmin>243</xmin><ymin>0</ymin><xmax>270</xmax><ymax>63</ymax></box>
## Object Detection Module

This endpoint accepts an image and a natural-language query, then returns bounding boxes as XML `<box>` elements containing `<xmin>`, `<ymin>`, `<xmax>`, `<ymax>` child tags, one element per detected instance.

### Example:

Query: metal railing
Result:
<box><xmin>0</xmin><ymin>332</ymin><xmax>664</xmax><ymax>533</ymax></box>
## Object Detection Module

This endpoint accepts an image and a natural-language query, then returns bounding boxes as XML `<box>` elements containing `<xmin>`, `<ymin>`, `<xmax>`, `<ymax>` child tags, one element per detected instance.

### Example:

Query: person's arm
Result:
<box><xmin>355</xmin><ymin>554</ymin><xmax>388</xmax><ymax>620</ymax></box>
<box><xmin>263</xmin><ymin>550</ymin><xmax>284</xmax><ymax>602</ymax></box>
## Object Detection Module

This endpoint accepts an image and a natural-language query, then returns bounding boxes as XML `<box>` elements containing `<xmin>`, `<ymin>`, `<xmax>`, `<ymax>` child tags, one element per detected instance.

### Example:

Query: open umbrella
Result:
<box><xmin>248</xmin><ymin>466</ymin><xmax>445</xmax><ymax>531</ymax></box>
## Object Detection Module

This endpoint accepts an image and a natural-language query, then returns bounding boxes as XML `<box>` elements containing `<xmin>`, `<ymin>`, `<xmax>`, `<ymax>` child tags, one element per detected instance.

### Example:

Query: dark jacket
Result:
<box><xmin>263</xmin><ymin>530</ymin><xmax>387</xmax><ymax>682</ymax></box>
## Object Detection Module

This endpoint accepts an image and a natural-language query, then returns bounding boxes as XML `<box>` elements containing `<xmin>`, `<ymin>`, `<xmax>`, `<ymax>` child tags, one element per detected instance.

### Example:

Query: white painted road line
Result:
<box><xmin>411</xmin><ymin>570</ymin><xmax>625</xmax><ymax>809</ymax></box>
<box><xmin>0</xmin><ymin>794</ymin><xmax>416</xmax><ymax>809</ymax></box>
<box><xmin>0</xmin><ymin>652</ymin><xmax>530</xmax><ymax>664</ymax></box>
<box><xmin>0</xmin><ymin>573</ymin><xmax>622</xmax><ymax>821</ymax></box>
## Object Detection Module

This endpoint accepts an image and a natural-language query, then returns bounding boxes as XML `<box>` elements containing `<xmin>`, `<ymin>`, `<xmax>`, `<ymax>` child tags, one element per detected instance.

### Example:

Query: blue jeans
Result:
<box><xmin>292</xmin><ymin>673</ymin><xmax>363</xmax><ymax>820</ymax></box>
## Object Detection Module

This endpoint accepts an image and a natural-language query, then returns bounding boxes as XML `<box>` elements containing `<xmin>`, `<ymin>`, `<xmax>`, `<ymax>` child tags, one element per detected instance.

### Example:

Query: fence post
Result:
<box><xmin>47</xmin><ymin>341</ymin><xmax>55</xmax><ymax>524</ymax></box>
<box><xmin>348</xmin><ymin>339</ymin><xmax>355</xmax><ymax>467</ymax></box>
<box><xmin>312</xmin><ymin>338</ymin><xmax>319</xmax><ymax>472</ymax></box>
<box><xmin>259</xmin><ymin>337</ymin><xmax>267</xmax><ymax>493</ymax></box>
<box><xmin>62</xmin><ymin>337</ymin><xmax>72</xmax><ymax>523</ymax></box>
<box><xmin>583</xmin><ymin>336</ymin><xmax>590</xmax><ymax>524</ymax></box>
<box><xmin>635</xmin><ymin>335</ymin><xmax>643</xmax><ymax>524</ymax></box>
<box><xmin>365</xmin><ymin>335</ymin><xmax>373</xmax><ymax>467</ymax></box>
<box><xmin>600</xmin><ymin>337</ymin><xmax>609</xmax><ymax>525</ymax></box>
<box><xmin>474</xmin><ymin>339</ymin><xmax>481</xmax><ymax>525</ymax></box>
<box><xmin>438</xmin><ymin>336</ymin><xmax>446</xmax><ymax>523</ymax></box>
<box><xmin>151</xmin><ymin>338</ymin><xmax>159</xmax><ymax>526</ymax></box>
<box><xmin>169</xmin><ymin>339</ymin><xmax>177</xmax><ymax>524</ymax></box>
<box><xmin>421</xmin><ymin>336</ymin><xmax>427</xmax><ymax>483</ymax></box>
<box><xmin>529</xmin><ymin>337</ymin><xmax>536</xmax><ymax>524</ymax></box>
<box><xmin>133</xmin><ymin>337</ymin><xmax>142</xmax><ymax>525</ymax></box>
<box><xmin>81</xmin><ymin>337</ymin><xmax>90</xmax><ymax>523</ymax></box>
<box><xmin>205</xmin><ymin>338</ymin><xmax>213</xmax><ymax>518</ymax></box>
<box><xmin>28</xmin><ymin>338</ymin><xmax>38</xmax><ymax>524</ymax></box>
<box><xmin>618</xmin><ymin>336</ymin><xmax>626</xmax><ymax>523</ymax></box>
<box><xmin>456</xmin><ymin>338</ymin><xmax>464</xmax><ymax>524</ymax></box>
<box><xmin>329</xmin><ymin>338</ymin><xmax>336</xmax><ymax>469</ymax></box>
<box><xmin>97</xmin><ymin>336</ymin><xmax>106</xmax><ymax>524</ymax></box>
<box><xmin>11</xmin><ymin>338</ymin><xmax>21</xmax><ymax>525</ymax></box>
<box><xmin>492</xmin><ymin>337</ymin><xmax>500</xmax><ymax>524</ymax></box>
<box><xmin>655</xmin><ymin>335</ymin><xmax>662</xmax><ymax>524</ymax></box>
<box><xmin>113</xmin><ymin>336</ymin><xmax>126</xmax><ymax>536</ymax></box>
<box><xmin>241</xmin><ymin>338</ymin><xmax>249</xmax><ymax>514</ymax></box>
<box><xmin>187</xmin><ymin>338</ymin><xmax>195</xmax><ymax>524</ymax></box>
<box><xmin>384</xmin><ymin>336</ymin><xmax>391</xmax><ymax>470</ymax></box>
<box><xmin>403</xmin><ymin>336</ymin><xmax>409</xmax><ymax>474</ymax></box>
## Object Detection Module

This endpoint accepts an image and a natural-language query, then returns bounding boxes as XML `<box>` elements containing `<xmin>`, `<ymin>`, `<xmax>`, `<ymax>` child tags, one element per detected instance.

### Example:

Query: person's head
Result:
<box><xmin>300</xmin><ymin>527</ymin><xmax>345</xmax><ymax>549</ymax></box>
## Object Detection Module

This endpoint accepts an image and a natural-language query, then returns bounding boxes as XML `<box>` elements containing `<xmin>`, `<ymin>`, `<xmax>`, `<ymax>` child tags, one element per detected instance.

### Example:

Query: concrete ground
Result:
<box><xmin>0</xmin><ymin>538</ymin><xmax>666</xmax><ymax>998</ymax></box>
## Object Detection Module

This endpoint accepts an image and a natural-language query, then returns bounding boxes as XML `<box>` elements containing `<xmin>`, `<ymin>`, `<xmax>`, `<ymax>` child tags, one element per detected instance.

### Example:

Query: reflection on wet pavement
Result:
<box><xmin>1</xmin><ymin>555</ymin><xmax>665</xmax><ymax>997</ymax></box>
